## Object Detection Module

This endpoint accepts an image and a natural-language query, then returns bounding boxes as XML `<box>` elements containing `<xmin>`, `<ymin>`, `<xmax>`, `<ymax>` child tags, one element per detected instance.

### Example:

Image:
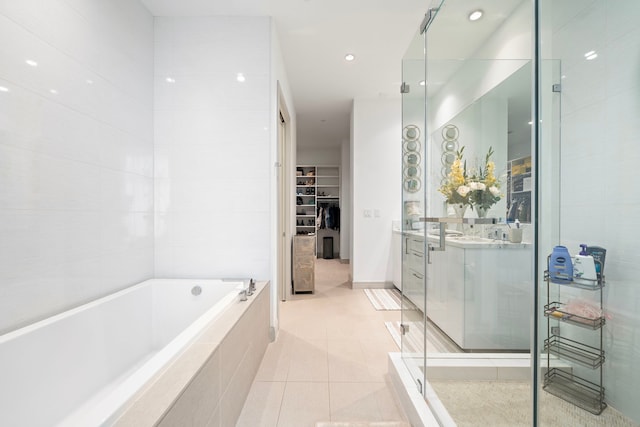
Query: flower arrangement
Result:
<box><xmin>438</xmin><ymin>146</ymin><xmax>502</xmax><ymax>214</ymax></box>
<box><xmin>438</xmin><ymin>147</ymin><xmax>471</xmax><ymax>205</ymax></box>
<box><xmin>468</xmin><ymin>146</ymin><xmax>502</xmax><ymax>213</ymax></box>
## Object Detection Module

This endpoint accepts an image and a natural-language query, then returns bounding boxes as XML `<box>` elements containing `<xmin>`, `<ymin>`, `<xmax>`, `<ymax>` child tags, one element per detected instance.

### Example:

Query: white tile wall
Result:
<box><xmin>0</xmin><ymin>0</ymin><xmax>154</xmax><ymax>333</ymax></box>
<box><xmin>546</xmin><ymin>0</ymin><xmax>640</xmax><ymax>422</ymax></box>
<box><xmin>153</xmin><ymin>16</ymin><xmax>272</xmax><ymax>279</ymax></box>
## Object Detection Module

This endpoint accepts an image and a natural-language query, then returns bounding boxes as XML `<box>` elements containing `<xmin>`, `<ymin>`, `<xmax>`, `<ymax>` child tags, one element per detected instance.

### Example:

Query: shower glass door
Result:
<box><xmin>402</xmin><ymin>0</ymin><xmax>537</xmax><ymax>424</ymax></box>
<box><xmin>400</xmin><ymin>13</ymin><xmax>430</xmax><ymax>395</ymax></box>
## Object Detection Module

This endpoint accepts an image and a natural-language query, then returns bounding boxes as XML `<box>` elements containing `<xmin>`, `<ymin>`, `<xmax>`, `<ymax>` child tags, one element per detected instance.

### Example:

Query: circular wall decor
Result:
<box><xmin>403</xmin><ymin>125</ymin><xmax>420</xmax><ymax>141</ymax></box>
<box><xmin>403</xmin><ymin>151</ymin><xmax>421</xmax><ymax>167</ymax></box>
<box><xmin>440</xmin><ymin>123</ymin><xmax>459</xmax><ymax>182</ymax></box>
<box><xmin>403</xmin><ymin>139</ymin><xmax>420</xmax><ymax>153</ymax></box>
<box><xmin>441</xmin><ymin>139</ymin><xmax>457</xmax><ymax>152</ymax></box>
<box><xmin>404</xmin><ymin>177</ymin><xmax>421</xmax><ymax>193</ymax></box>
<box><xmin>404</xmin><ymin>164</ymin><xmax>421</xmax><ymax>179</ymax></box>
<box><xmin>441</xmin><ymin>151</ymin><xmax>456</xmax><ymax>166</ymax></box>
<box><xmin>442</xmin><ymin>124</ymin><xmax>459</xmax><ymax>141</ymax></box>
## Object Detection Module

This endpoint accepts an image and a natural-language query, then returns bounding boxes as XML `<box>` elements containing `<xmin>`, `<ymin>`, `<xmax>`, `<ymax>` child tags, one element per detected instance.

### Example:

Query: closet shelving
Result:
<box><xmin>543</xmin><ymin>256</ymin><xmax>606</xmax><ymax>415</ymax></box>
<box><xmin>507</xmin><ymin>155</ymin><xmax>532</xmax><ymax>223</ymax></box>
<box><xmin>295</xmin><ymin>166</ymin><xmax>317</xmax><ymax>234</ymax></box>
<box><xmin>295</xmin><ymin>165</ymin><xmax>340</xmax><ymax>236</ymax></box>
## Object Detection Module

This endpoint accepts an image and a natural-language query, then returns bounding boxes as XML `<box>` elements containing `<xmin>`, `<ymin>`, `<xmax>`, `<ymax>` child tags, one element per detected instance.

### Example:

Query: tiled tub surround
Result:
<box><xmin>0</xmin><ymin>279</ymin><xmax>269</xmax><ymax>426</ymax></box>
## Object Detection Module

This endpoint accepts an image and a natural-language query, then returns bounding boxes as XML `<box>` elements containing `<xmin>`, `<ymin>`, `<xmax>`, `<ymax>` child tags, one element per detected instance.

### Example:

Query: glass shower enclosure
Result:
<box><xmin>399</xmin><ymin>0</ymin><xmax>640</xmax><ymax>425</ymax></box>
<box><xmin>400</xmin><ymin>0</ymin><xmax>535</xmax><ymax>424</ymax></box>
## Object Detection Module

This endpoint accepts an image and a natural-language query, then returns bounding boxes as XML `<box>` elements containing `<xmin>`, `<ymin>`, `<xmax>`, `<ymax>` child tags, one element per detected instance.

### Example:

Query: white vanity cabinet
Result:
<box><xmin>427</xmin><ymin>236</ymin><xmax>532</xmax><ymax>351</ymax></box>
<box><xmin>403</xmin><ymin>235</ymin><xmax>426</xmax><ymax>312</ymax></box>
<box><xmin>393</xmin><ymin>229</ymin><xmax>531</xmax><ymax>351</ymax></box>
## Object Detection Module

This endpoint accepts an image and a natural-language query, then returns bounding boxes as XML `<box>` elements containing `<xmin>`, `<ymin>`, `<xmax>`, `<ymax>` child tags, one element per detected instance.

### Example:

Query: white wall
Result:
<box><xmin>340</xmin><ymin>137</ymin><xmax>351</xmax><ymax>262</ymax></box>
<box><xmin>351</xmin><ymin>98</ymin><xmax>402</xmax><ymax>286</ymax></box>
<box><xmin>545</xmin><ymin>0</ymin><xmax>640</xmax><ymax>422</ymax></box>
<box><xmin>0</xmin><ymin>0</ymin><xmax>154</xmax><ymax>333</ymax></box>
<box><xmin>430</xmin><ymin>1</ymin><xmax>531</xmax><ymax>131</ymax></box>
<box><xmin>270</xmin><ymin>21</ymin><xmax>296</xmax><ymax>328</ymax></box>
<box><xmin>153</xmin><ymin>16</ymin><xmax>273</xmax><ymax>280</ymax></box>
<box><xmin>296</xmin><ymin>146</ymin><xmax>341</xmax><ymax>165</ymax></box>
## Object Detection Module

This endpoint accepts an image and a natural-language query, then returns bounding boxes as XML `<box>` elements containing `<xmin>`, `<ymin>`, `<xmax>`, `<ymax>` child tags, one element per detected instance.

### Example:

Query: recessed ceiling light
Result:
<box><xmin>345</xmin><ymin>53</ymin><xmax>355</xmax><ymax>61</ymax></box>
<box><xmin>0</xmin><ymin>86</ymin><xmax>9</xmax><ymax>92</ymax></box>
<box><xmin>468</xmin><ymin>10</ymin><xmax>483</xmax><ymax>21</ymax></box>
<box><xmin>165</xmin><ymin>77</ymin><xmax>176</xmax><ymax>83</ymax></box>
<box><xmin>236</xmin><ymin>73</ymin><xmax>246</xmax><ymax>82</ymax></box>
<box><xmin>584</xmin><ymin>50</ymin><xmax>597</xmax><ymax>60</ymax></box>
<box><xmin>49</xmin><ymin>89</ymin><xmax>58</xmax><ymax>94</ymax></box>
<box><xmin>25</xmin><ymin>59</ymin><xmax>38</xmax><ymax>67</ymax></box>
<box><xmin>85</xmin><ymin>79</ymin><xmax>94</xmax><ymax>85</ymax></box>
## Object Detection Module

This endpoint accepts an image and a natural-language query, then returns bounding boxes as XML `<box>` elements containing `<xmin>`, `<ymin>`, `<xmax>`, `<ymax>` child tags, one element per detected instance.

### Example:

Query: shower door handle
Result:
<box><xmin>416</xmin><ymin>219</ymin><xmax>446</xmax><ymax>264</ymax></box>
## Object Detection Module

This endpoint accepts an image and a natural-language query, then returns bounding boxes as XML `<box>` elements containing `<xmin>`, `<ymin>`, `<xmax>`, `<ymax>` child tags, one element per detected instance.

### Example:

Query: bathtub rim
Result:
<box><xmin>0</xmin><ymin>278</ymin><xmax>252</xmax><ymax>427</ymax></box>
<box><xmin>78</xmin><ymin>278</ymin><xmax>245</xmax><ymax>426</ymax></box>
<box><xmin>112</xmin><ymin>279</ymin><xmax>270</xmax><ymax>426</ymax></box>
<box><xmin>0</xmin><ymin>278</ymin><xmax>243</xmax><ymax>344</ymax></box>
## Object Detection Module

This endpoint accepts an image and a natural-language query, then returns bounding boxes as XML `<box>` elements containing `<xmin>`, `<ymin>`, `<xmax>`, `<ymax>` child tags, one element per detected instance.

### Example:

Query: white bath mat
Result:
<box><xmin>363</xmin><ymin>288</ymin><xmax>402</xmax><ymax>310</ymax></box>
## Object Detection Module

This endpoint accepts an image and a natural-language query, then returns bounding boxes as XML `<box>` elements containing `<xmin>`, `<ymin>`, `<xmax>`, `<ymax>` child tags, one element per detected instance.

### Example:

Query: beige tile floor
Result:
<box><xmin>236</xmin><ymin>259</ymin><xmax>408</xmax><ymax>427</ymax></box>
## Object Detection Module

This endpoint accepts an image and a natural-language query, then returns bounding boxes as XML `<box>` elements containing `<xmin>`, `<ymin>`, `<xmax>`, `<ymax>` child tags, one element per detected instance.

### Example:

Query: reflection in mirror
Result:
<box><xmin>442</xmin><ymin>140</ymin><xmax>457</xmax><ymax>152</ymax></box>
<box><xmin>430</xmin><ymin>62</ymin><xmax>532</xmax><ymax>220</ymax></box>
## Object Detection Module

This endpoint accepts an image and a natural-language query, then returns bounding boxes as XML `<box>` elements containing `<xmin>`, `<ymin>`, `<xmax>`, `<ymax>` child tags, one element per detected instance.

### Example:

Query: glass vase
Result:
<box><xmin>449</xmin><ymin>203</ymin><xmax>468</xmax><ymax>232</ymax></box>
<box><xmin>476</xmin><ymin>206</ymin><xmax>488</xmax><ymax>218</ymax></box>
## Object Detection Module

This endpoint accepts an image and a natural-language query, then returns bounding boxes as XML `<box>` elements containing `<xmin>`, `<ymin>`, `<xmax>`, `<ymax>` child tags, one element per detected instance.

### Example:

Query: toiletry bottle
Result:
<box><xmin>586</xmin><ymin>246</ymin><xmax>607</xmax><ymax>282</ymax></box>
<box><xmin>549</xmin><ymin>246</ymin><xmax>573</xmax><ymax>284</ymax></box>
<box><xmin>573</xmin><ymin>244</ymin><xmax>597</xmax><ymax>285</ymax></box>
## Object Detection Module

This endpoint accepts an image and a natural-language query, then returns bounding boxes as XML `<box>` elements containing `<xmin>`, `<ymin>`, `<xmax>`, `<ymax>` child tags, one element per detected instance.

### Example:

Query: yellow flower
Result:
<box><xmin>485</xmin><ymin>161</ymin><xmax>497</xmax><ymax>186</ymax></box>
<box><xmin>438</xmin><ymin>147</ymin><xmax>471</xmax><ymax>205</ymax></box>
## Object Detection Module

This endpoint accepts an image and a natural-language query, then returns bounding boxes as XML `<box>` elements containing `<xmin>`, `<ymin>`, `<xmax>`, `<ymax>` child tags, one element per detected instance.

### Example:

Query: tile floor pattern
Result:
<box><xmin>236</xmin><ymin>259</ymin><xmax>408</xmax><ymax>427</ymax></box>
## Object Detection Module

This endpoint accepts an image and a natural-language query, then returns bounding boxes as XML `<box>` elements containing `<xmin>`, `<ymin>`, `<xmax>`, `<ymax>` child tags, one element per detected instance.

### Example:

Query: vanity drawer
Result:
<box><xmin>406</xmin><ymin>249</ymin><xmax>425</xmax><ymax>274</ymax></box>
<box><xmin>407</xmin><ymin>236</ymin><xmax>425</xmax><ymax>254</ymax></box>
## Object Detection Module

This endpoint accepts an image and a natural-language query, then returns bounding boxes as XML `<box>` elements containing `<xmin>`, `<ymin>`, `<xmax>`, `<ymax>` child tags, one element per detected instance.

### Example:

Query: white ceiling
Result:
<box><xmin>140</xmin><ymin>0</ymin><xmax>522</xmax><ymax>148</ymax></box>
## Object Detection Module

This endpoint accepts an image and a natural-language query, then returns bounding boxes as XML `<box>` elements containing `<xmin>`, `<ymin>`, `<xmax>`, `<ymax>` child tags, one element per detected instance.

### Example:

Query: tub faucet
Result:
<box><xmin>248</xmin><ymin>278</ymin><xmax>256</xmax><ymax>296</ymax></box>
<box><xmin>239</xmin><ymin>289</ymin><xmax>248</xmax><ymax>301</ymax></box>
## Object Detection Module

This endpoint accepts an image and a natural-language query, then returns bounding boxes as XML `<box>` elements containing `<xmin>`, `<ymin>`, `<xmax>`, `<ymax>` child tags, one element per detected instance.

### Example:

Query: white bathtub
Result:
<box><xmin>0</xmin><ymin>278</ymin><xmax>250</xmax><ymax>427</ymax></box>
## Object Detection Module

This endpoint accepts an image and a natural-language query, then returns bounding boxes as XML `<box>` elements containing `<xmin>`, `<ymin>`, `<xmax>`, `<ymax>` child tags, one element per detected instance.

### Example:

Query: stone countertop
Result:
<box><xmin>393</xmin><ymin>228</ymin><xmax>531</xmax><ymax>249</ymax></box>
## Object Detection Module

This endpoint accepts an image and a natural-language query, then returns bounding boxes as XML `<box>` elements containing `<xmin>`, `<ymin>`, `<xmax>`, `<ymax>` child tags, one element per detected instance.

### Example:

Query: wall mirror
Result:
<box><xmin>430</xmin><ymin>62</ymin><xmax>532</xmax><ymax>219</ymax></box>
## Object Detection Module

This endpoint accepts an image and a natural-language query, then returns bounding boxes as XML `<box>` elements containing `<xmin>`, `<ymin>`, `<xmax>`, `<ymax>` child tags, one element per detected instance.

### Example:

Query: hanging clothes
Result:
<box><xmin>317</xmin><ymin>204</ymin><xmax>340</xmax><ymax>230</ymax></box>
<box><xmin>316</xmin><ymin>206</ymin><xmax>325</xmax><ymax>230</ymax></box>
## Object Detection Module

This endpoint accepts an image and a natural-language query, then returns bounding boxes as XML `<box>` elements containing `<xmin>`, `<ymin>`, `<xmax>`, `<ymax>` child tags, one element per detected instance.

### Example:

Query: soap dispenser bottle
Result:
<box><xmin>549</xmin><ymin>246</ymin><xmax>573</xmax><ymax>284</ymax></box>
<box><xmin>573</xmin><ymin>244</ymin><xmax>597</xmax><ymax>285</ymax></box>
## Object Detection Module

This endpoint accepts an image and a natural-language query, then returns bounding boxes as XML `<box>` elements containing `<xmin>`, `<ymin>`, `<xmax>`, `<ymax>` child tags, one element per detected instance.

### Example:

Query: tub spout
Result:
<box><xmin>247</xmin><ymin>278</ymin><xmax>256</xmax><ymax>296</ymax></box>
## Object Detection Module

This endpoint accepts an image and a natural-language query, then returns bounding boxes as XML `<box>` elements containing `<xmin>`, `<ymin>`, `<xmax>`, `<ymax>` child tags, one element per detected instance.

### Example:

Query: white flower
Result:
<box><xmin>456</xmin><ymin>185</ymin><xmax>471</xmax><ymax>197</ymax></box>
<box><xmin>489</xmin><ymin>186</ymin><xmax>500</xmax><ymax>196</ymax></box>
<box><xmin>469</xmin><ymin>182</ymin><xmax>486</xmax><ymax>191</ymax></box>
